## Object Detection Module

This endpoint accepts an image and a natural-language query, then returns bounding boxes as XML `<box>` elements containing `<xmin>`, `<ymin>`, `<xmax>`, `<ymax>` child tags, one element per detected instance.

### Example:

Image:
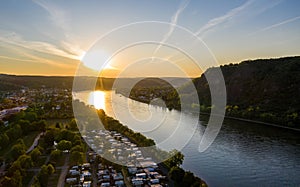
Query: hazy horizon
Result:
<box><xmin>1</xmin><ymin>1</ymin><xmax>300</xmax><ymax>77</ymax></box>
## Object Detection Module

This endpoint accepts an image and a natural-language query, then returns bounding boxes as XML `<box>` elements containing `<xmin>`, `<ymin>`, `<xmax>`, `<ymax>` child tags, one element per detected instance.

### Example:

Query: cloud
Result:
<box><xmin>195</xmin><ymin>0</ymin><xmax>254</xmax><ymax>37</ymax></box>
<box><xmin>249</xmin><ymin>16</ymin><xmax>300</xmax><ymax>36</ymax></box>
<box><xmin>0</xmin><ymin>32</ymin><xmax>80</xmax><ymax>60</ymax></box>
<box><xmin>32</xmin><ymin>0</ymin><xmax>85</xmax><ymax>59</ymax></box>
<box><xmin>152</xmin><ymin>0</ymin><xmax>190</xmax><ymax>55</ymax></box>
<box><xmin>32</xmin><ymin>0</ymin><xmax>69</xmax><ymax>32</ymax></box>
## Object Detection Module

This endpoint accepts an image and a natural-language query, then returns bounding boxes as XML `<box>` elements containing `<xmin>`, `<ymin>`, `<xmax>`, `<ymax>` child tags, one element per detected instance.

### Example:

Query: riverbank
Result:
<box><xmin>117</xmin><ymin>91</ymin><xmax>300</xmax><ymax>132</ymax></box>
<box><xmin>199</xmin><ymin>112</ymin><xmax>300</xmax><ymax>132</ymax></box>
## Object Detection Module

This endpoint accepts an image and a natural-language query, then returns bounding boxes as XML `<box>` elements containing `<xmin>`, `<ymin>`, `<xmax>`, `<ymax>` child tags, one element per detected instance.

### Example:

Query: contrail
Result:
<box><xmin>152</xmin><ymin>0</ymin><xmax>190</xmax><ymax>57</ymax></box>
<box><xmin>249</xmin><ymin>16</ymin><xmax>300</xmax><ymax>36</ymax></box>
<box><xmin>195</xmin><ymin>0</ymin><xmax>254</xmax><ymax>37</ymax></box>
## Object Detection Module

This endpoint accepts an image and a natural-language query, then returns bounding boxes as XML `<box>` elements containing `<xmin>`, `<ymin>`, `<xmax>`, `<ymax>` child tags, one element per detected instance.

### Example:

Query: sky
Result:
<box><xmin>0</xmin><ymin>0</ymin><xmax>299</xmax><ymax>77</ymax></box>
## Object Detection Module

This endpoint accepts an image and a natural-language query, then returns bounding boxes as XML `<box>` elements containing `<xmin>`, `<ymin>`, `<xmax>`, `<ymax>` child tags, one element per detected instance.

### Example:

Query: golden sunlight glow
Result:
<box><xmin>89</xmin><ymin>91</ymin><xmax>106</xmax><ymax>110</ymax></box>
<box><xmin>79</xmin><ymin>51</ymin><xmax>87</xmax><ymax>61</ymax></box>
<box><xmin>82</xmin><ymin>49</ymin><xmax>111</xmax><ymax>71</ymax></box>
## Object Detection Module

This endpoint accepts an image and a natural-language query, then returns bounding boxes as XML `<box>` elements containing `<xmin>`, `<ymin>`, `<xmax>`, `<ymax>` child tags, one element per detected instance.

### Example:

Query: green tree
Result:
<box><xmin>70</xmin><ymin>145</ymin><xmax>83</xmax><ymax>153</ymax></box>
<box><xmin>50</xmin><ymin>150</ymin><xmax>62</xmax><ymax>162</ymax></box>
<box><xmin>37</xmin><ymin>164</ymin><xmax>54</xmax><ymax>187</ymax></box>
<box><xmin>0</xmin><ymin>133</ymin><xmax>9</xmax><ymax>149</ymax></box>
<box><xmin>6</xmin><ymin>125</ymin><xmax>22</xmax><ymax>140</ymax></box>
<box><xmin>47</xmin><ymin>164</ymin><xmax>55</xmax><ymax>175</ymax></box>
<box><xmin>31</xmin><ymin>176</ymin><xmax>41</xmax><ymax>187</ymax></box>
<box><xmin>43</xmin><ymin>130</ymin><xmax>55</xmax><ymax>147</ymax></box>
<box><xmin>70</xmin><ymin>151</ymin><xmax>84</xmax><ymax>165</ymax></box>
<box><xmin>169</xmin><ymin>166</ymin><xmax>185</xmax><ymax>184</ymax></box>
<box><xmin>182</xmin><ymin>171</ymin><xmax>196</xmax><ymax>187</ymax></box>
<box><xmin>56</xmin><ymin>140</ymin><xmax>72</xmax><ymax>151</ymax></box>
<box><xmin>17</xmin><ymin>154</ymin><xmax>33</xmax><ymax>169</ymax></box>
<box><xmin>55</xmin><ymin>129</ymin><xmax>74</xmax><ymax>142</ymax></box>
<box><xmin>69</xmin><ymin>118</ymin><xmax>78</xmax><ymax>131</ymax></box>
<box><xmin>18</xmin><ymin>120</ymin><xmax>31</xmax><ymax>135</ymax></box>
<box><xmin>8</xmin><ymin>160</ymin><xmax>23</xmax><ymax>176</ymax></box>
<box><xmin>24</xmin><ymin>111</ymin><xmax>38</xmax><ymax>122</ymax></box>
<box><xmin>34</xmin><ymin>120</ymin><xmax>47</xmax><ymax>132</ymax></box>
<box><xmin>30</xmin><ymin>148</ymin><xmax>42</xmax><ymax>163</ymax></box>
<box><xmin>10</xmin><ymin>143</ymin><xmax>26</xmax><ymax>160</ymax></box>
<box><xmin>165</xmin><ymin>150</ymin><xmax>184</xmax><ymax>168</ymax></box>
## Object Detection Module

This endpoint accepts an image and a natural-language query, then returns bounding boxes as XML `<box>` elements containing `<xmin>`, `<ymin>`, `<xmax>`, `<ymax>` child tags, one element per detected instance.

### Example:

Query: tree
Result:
<box><xmin>70</xmin><ymin>151</ymin><xmax>84</xmax><ymax>165</ymax></box>
<box><xmin>47</xmin><ymin>164</ymin><xmax>55</xmax><ymax>175</ymax></box>
<box><xmin>55</xmin><ymin>129</ymin><xmax>74</xmax><ymax>142</ymax></box>
<box><xmin>34</xmin><ymin>120</ymin><xmax>46</xmax><ymax>132</ymax></box>
<box><xmin>11</xmin><ymin>170</ymin><xmax>22</xmax><ymax>187</ymax></box>
<box><xmin>70</xmin><ymin>145</ymin><xmax>83</xmax><ymax>153</ymax></box>
<box><xmin>0</xmin><ymin>173</ymin><xmax>22</xmax><ymax>187</ymax></box>
<box><xmin>69</xmin><ymin>118</ymin><xmax>78</xmax><ymax>131</ymax></box>
<box><xmin>50</xmin><ymin>150</ymin><xmax>61</xmax><ymax>162</ymax></box>
<box><xmin>10</xmin><ymin>143</ymin><xmax>26</xmax><ymax>161</ymax></box>
<box><xmin>165</xmin><ymin>150</ymin><xmax>184</xmax><ymax>168</ymax></box>
<box><xmin>17</xmin><ymin>154</ymin><xmax>33</xmax><ymax>169</ymax></box>
<box><xmin>31</xmin><ymin>176</ymin><xmax>41</xmax><ymax>187</ymax></box>
<box><xmin>0</xmin><ymin>133</ymin><xmax>9</xmax><ymax>149</ymax></box>
<box><xmin>37</xmin><ymin>164</ymin><xmax>54</xmax><ymax>187</ymax></box>
<box><xmin>30</xmin><ymin>148</ymin><xmax>42</xmax><ymax>163</ymax></box>
<box><xmin>182</xmin><ymin>171</ymin><xmax>196</xmax><ymax>187</ymax></box>
<box><xmin>43</xmin><ymin>130</ymin><xmax>55</xmax><ymax>147</ymax></box>
<box><xmin>56</xmin><ymin>140</ymin><xmax>72</xmax><ymax>151</ymax></box>
<box><xmin>8</xmin><ymin>160</ymin><xmax>23</xmax><ymax>177</ymax></box>
<box><xmin>18</xmin><ymin>120</ymin><xmax>31</xmax><ymax>135</ymax></box>
<box><xmin>6</xmin><ymin>125</ymin><xmax>22</xmax><ymax>140</ymax></box>
<box><xmin>169</xmin><ymin>166</ymin><xmax>185</xmax><ymax>184</ymax></box>
<box><xmin>24</xmin><ymin>111</ymin><xmax>38</xmax><ymax>122</ymax></box>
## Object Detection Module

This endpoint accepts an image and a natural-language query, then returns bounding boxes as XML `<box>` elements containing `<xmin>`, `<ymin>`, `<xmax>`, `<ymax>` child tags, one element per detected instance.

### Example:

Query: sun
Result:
<box><xmin>81</xmin><ymin>49</ymin><xmax>112</xmax><ymax>71</ymax></box>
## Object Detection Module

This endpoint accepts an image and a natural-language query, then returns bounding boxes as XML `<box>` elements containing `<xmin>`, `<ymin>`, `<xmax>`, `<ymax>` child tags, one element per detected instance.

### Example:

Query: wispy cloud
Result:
<box><xmin>0</xmin><ymin>55</ymin><xmax>38</xmax><ymax>63</ymax></box>
<box><xmin>32</xmin><ymin>0</ymin><xmax>85</xmax><ymax>59</ymax></box>
<box><xmin>249</xmin><ymin>16</ymin><xmax>300</xmax><ymax>36</ymax></box>
<box><xmin>152</xmin><ymin>0</ymin><xmax>190</xmax><ymax>55</ymax></box>
<box><xmin>32</xmin><ymin>0</ymin><xmax>69</xmax><ymax>32</ymax></box>
<box><xmin>0</xmin><ymin>32</ymin><xmax>80</xmax><ymax>60</ymax></box>
<box><xmin>195</xmin><ymin>0</ymin><xmax>254</xmax><ymax>37</ymax></box>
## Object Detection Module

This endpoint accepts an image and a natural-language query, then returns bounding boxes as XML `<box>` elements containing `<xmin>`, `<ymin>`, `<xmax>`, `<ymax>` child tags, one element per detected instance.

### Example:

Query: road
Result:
<box><xmin>57</xmin><ymin>154</ymin><xmax>70</xmax><ymax>187</ymax></box>
<box><xmin>26</xmin><ymin>132</ymin><xmax>44</xmax><ymax>154</ymax></box>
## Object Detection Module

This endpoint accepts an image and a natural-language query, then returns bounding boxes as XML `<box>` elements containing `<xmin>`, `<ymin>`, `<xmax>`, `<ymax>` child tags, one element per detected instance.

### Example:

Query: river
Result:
<box><xmin>74</xmin><ymin>90</ymin><xmax>300</xmax><ymax>187</ymax></box>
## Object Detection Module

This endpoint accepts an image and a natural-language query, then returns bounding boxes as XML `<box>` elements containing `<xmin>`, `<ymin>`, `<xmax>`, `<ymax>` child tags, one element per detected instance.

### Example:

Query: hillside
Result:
<box><xmin>123</xmin><ymin>56</ymin><xmax>300</xmax><ymax>128</ymax></box>
<box><xmin>193</xmin><ymin>56</ymin><xmax>300</xmax><ymax>127</ymax></box>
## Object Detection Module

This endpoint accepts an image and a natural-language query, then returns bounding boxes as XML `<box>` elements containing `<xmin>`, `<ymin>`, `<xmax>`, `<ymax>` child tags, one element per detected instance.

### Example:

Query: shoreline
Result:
<box><xmin>117</xmin><ymin>92</ymin><xmax>300</xmax><ymax>132</ymax></box>
<box><xmin>199</xmin><ymin>112</ymin><xmax>300</xmax><ymax>132</ymax></box>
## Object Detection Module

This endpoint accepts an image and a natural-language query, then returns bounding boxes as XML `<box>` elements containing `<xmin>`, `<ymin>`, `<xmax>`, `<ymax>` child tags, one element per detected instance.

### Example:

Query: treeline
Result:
<box><xmin>122</xmin><ymin>56</ymin><xmax>300</xmax><ymax>128</ymax></box>
<box><xmin>191</xmin><ymin>56</ymin><xmax>300</xmax><ymax>127</ymax></box>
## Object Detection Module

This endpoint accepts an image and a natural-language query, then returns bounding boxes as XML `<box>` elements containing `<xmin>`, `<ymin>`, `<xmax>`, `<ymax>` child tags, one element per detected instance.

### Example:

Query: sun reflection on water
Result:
<box><xmin>89</xmin><ymin>91</ymin><xmax>106</xmax><ymax>110</ymax></box>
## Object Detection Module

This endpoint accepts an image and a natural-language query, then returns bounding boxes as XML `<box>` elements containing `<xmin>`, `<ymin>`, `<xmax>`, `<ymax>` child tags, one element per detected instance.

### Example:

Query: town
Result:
<box><xmin>0</xmin><ymin>87</ymin><xmax>205</xmax><ymax>187</ymax></box>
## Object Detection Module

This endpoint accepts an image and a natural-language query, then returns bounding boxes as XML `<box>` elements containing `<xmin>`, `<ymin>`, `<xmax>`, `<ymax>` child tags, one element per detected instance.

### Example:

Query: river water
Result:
<box><xmin>74</xmin><ymin>90</ymin><xmax>300</xmax><ymax>187</ymax></box>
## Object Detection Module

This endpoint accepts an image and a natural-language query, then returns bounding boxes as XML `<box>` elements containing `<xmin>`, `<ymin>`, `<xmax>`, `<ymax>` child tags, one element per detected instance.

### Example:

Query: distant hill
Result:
<box><xmin>0</xmin><ymin>74</ymin><xmax>74</xmax><ymax>90</ymax></box>
<box><xmin>0</xmin><ymin>75</ymin><xmax>115</xmax><ymax>91</ymax></box>
<box><xmin>121</xmin><ymin>56</ymin><xmax>300</xmax><ymax>127</ymax></box>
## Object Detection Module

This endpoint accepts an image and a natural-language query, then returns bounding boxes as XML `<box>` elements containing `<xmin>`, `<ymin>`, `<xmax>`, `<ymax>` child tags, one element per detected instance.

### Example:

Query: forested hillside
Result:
<box><xmin>122</xmin><ymin>56</ymin><xmax>300</xmax><ymax>128</ymax></box>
